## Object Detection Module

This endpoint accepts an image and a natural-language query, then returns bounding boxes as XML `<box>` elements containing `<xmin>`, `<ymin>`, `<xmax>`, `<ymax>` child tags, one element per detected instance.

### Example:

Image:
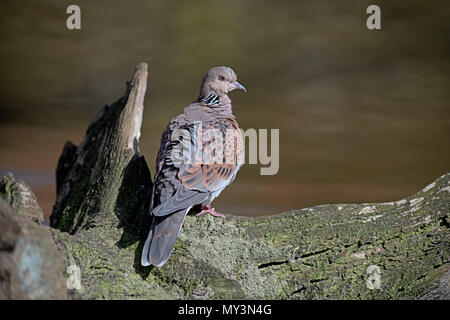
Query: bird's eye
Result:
<box><xmin>218</xmin><ymin>76</ymin><xmax>225</xmax><ymax>81</ymax></box>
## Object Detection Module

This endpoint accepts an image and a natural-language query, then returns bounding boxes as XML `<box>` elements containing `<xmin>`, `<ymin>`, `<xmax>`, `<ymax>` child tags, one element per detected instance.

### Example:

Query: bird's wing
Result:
<box><xmin>178</xmin><ymin>118</ymin><xmax>243</xmax><ymax>193</ymax></box>
<box><xmin>151</xmin><ymin>116</ymin><xmax>243</xmax><ymax>217</ymax></box>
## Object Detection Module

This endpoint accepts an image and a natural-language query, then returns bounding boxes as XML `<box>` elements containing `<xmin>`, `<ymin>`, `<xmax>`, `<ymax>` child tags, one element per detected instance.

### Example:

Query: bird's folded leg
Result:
<box><xmin>196</xmin><ymin>204</ymin><xmax>225</xmax><ymax>218</ymax></box>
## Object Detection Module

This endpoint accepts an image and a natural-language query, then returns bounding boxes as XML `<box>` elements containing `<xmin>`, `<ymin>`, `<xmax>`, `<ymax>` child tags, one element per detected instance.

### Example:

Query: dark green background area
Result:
<box><xmin>0</xmin><ymin>0</ymin><xmax>449</xmax><ymax>220</ymax></box>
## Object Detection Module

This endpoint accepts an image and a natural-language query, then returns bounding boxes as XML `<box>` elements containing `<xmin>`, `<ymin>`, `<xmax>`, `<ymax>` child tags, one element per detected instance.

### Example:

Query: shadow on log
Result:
<box><xmin>1</xmin><ymin>62</ymin><xmax>449</xmax><ymax>299</ymax></box>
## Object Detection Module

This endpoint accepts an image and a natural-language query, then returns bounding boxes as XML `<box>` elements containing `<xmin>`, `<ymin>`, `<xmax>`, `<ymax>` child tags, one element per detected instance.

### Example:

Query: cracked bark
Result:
<box><xmin>1</xmin><ymin>62</ymin><xmax>449</xmax><ymax>299</ymax></box>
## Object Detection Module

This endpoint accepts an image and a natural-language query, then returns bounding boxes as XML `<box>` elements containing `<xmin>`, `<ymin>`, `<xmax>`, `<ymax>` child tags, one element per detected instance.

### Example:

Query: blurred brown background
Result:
<box><xmin>0</xmin><ymin>0</ymin><xmax>449</xmax><ymax>222</ymax></box>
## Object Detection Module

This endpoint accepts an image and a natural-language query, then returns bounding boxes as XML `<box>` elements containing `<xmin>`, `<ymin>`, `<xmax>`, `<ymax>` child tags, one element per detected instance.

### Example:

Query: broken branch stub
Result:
<box><xmin>50</xmin><ymin>63</ymin><xmax>152</xmax><ymax>235</ymax></box>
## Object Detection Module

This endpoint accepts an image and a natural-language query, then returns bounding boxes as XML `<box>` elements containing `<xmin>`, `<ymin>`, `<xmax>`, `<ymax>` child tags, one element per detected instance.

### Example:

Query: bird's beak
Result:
<box><xmin>233</xmin><ymin>81</ymin><xmax>247</xmax><ymax>93</ymax></box>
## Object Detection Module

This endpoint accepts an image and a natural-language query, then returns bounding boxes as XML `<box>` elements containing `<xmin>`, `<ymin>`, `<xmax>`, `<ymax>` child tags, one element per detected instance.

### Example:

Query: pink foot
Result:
<box><xmin>196</xmin><ymin>205</ymin><xmax>225</xmax><ymax>218</ymax></box>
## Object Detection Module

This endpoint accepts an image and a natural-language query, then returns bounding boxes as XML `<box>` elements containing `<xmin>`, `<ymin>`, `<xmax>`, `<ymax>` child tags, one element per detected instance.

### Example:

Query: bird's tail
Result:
<box><xmin>141</xmin><ymin>208</ymin><xmax>189</xmax><ymax>267</ymax></box>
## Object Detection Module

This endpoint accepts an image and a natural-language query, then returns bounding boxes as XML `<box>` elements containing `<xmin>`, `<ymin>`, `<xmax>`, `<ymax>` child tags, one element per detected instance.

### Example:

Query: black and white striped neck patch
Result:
<box><xmin>202</xmin><ymin>94</ymin><xmax>220</xmax><ymax>106</ymax></box>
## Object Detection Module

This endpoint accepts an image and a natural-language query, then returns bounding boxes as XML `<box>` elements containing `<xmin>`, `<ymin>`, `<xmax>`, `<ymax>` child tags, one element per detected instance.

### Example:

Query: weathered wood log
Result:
<box><xmin>0</xmin><ymin>174</ymin><xmax>66</xmax><ymax>299</ymax></box>
<box><xmin>1</xmin><ymin>63</ymin><xmax>449</xmax><ymax>299</ymax></box>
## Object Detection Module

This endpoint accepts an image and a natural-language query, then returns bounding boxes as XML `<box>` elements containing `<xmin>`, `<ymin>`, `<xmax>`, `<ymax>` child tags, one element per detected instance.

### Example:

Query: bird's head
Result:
<box><xmin>198</xmin><ymin>66</ymin><xmax>246</xmax><ymax>101</ymax></box>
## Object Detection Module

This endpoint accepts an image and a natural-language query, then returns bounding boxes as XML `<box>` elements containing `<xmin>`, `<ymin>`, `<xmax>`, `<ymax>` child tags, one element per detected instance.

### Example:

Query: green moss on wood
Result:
<box><xmin>46</xmin><ymin>172</ymin><xmax>449</xmax><ymax>300</ymax></box>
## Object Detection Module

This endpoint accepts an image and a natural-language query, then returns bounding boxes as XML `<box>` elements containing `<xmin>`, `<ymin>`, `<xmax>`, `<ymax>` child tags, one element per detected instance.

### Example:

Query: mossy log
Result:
<box><xmin>1</xmin><ymin>63</ymin><xmax>449</xmax><ymax>300</ymax></box>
